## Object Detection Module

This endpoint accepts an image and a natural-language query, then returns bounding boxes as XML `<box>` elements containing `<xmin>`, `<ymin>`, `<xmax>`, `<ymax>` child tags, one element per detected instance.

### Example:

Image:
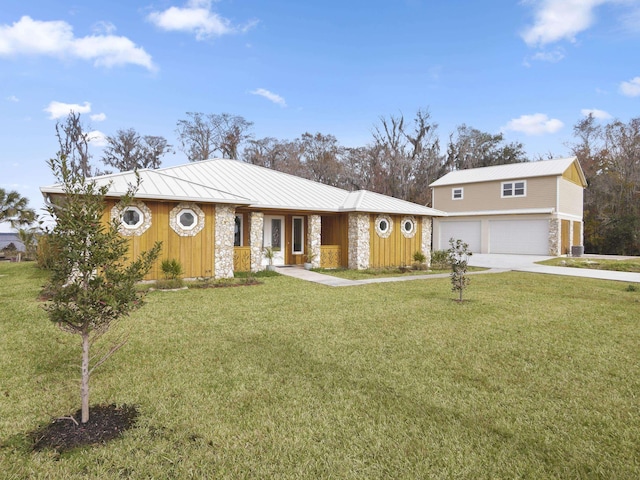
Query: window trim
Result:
<box><xmin>375</xmin><ymin>214</ymin><xmax>393</xmax><ymax>238</ymax></box>
<box><xmin>177</xmin><ymin>208</ymin><xmax>198</xmax><ymax>231</ymax></box>
<box><xmin>169</xmin><ymin>202</ymin><xmax>205</xmax><ymax>237</ymax></box>
<box><xmin>122</xmin><ymin>206</ymin><xmax>144</xmax><ymax>229</ymax></box>
<box><xmin>400</xmin><ymin>216</ymin><xmax>417</xmax><ymax>238</ymax></box>
<box><xmin>292</xmin><ymin>216</ymin><xmax>304</xmax><ymax>255</ymax></box>
<box><xmin>501</xmin><ymin>180</ymin><xmax>527</xmax><ymax>198</ymax></box>
<box><xmin>452</xmin><ymin>187</ymin><xmax>464</xmax><ymax>200</ymax></box>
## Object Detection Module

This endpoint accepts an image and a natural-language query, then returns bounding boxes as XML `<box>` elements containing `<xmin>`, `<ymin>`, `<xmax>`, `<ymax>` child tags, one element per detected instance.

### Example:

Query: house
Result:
<box><xmin>41</xmin><ymin>159</ymin><xmax>445</xmax><ymax>280</ymax></box>
<box><xmin>429</xmin><ymin>157</ymin><xmax>586</xmax><ymax>256</ymax></box>
<box><xmin>0</xmin><ymin>232</ymin><xmax>25</xmax><ymax>260</ymax></box>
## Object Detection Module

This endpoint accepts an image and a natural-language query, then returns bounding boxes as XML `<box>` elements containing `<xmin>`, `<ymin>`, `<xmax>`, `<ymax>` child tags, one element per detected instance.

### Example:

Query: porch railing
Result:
<box><xmin>233</xmin><ymin>246</ymin><xmax>251</xmax><ymax>272</ymax></box>
<box><xmin>320</xmin><ymin>245</ymin><xmax>342</xmax><ymax>269</ymax></box>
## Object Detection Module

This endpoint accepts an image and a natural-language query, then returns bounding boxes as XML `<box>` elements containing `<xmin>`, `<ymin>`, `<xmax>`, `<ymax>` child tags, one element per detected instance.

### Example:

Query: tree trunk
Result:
<box><xmin>81</xmin><ymin>332</ymin><xmax>90</xmax><ymax>423</ymax></box>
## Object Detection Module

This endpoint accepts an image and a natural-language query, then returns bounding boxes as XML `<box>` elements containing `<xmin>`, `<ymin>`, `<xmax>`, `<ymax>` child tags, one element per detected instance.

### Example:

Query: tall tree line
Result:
<box><xmin>56</xmin><ymin>109</ymin><xmax>639</xmax><ymax>255</ymax></box>
<box><xmin>571</xmin><ymin>115</ymin><xmax>640</xmax><ymax>255</ymax></box>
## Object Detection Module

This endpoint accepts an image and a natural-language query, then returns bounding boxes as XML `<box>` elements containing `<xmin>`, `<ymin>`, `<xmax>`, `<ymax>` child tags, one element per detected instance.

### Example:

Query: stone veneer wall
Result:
<box><xmin>249</xmin><ymin>212</ymin><xmax>264</xmax><ymax>272</ymax></box>
<box><xmin>548</xmin><ymin>218</ymin><xmax>561</xmax><ymax>256</ymax></box>
<box><xmin>421</xmin><ymin>216</ymin><xmax>432</xmax><ymax>267</ymax></box>
<box><xmin>308</xmin><ymin>215</ymin><xmax>321</xmax><ymax>268</ymax></box>
<box><xmin>214</xmin><ymin>205</ymin><xmax>236</xmax><ymax>279</ymax></box>
<box><xmin>348</xmin><ymin>213</ymin><xmax>370</xmax><ymax>270</ymax></box>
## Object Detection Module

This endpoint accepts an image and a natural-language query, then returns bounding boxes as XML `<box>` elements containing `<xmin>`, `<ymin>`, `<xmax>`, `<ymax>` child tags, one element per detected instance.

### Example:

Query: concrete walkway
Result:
<box><xmin>274</xmin><ymin>254</ymin><xmax>640</xmax><ymax>286</ymax></box>
<box><xmin>469</xmin><ymin>254</ymin><xmax>640</xmax><ymax>284</ymax></box>
<box><xmin>273</xmin><ymin>265</ymin><xmax>506</xmax><ymax>287</ymax></box>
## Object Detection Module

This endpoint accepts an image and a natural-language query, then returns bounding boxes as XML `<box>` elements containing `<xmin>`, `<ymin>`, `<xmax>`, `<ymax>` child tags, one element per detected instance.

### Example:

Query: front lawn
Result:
<box><xmin>1</xmin><ymin>262</ymin><xmax>638</xmax><ymax>479</ymax></box>
<box><xmin>539</xmin><ymin>256</ymin><xmax>640</xmax><ymax>272</ymax></box>
<box><xmin>313</xmin><ymin>265</ymin><xmax>484</xmax><ymax>280</ymax></box>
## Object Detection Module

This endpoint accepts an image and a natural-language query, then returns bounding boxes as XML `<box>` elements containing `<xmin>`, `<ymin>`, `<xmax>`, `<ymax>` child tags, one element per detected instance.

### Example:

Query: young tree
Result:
<box><xmin>0</xmin><ymin>188</ymin><xmax>36</xmax><ymax>228</ymax></box>
<box><xmin>448</xmin><ymin>238</ymin><xmax>472</xmax><ymax>302</ymax></box>
<box><xmin>43</xmin><ymin>154</ymin><xmax>161</xmax><ymax>424</ymax></box>
<box><xmin>101</xmin><ymin>128</ymin><xmax>173</xmax><ymax>171</ymax></box>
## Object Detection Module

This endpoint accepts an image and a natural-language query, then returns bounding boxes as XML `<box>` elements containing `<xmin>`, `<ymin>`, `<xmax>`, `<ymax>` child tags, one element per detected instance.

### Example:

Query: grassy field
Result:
<box><xmin>1</xmin><ymin>262</ymin><xmax>638</xmax><ymax>479</ymax></box>
<box><xmin>313</xmin><ymin>265</ymin><xmax>484</xmax><ymax>280</ymax></box>
<box><xmin>539</xmin><ymin>256</ymin><xmax>640</xmax><ymax>273</ymax></box>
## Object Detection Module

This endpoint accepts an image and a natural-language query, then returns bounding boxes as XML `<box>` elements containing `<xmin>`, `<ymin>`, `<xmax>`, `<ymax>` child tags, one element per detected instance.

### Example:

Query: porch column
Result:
<box><xmin>308</xmin><ymin>214</ymin><xmax>321</xmax><ymax>268</ymax></box>
<box><xmin>348</xmin><ymin>213</ymin><xmax>370</xmax><ymax>270</ymax></box>
<box><xmin>249</xmin><ymin>212</ymin><xmax>264</xmax><ymax>272</ymax></box>
<box><xmin>421</xmin><ymin>216</ymin><xmax>432</xmax><ymax>268</ymax></box>
<box><xmin>214</xmin><ymin>205</ymin><xmax>236</xmax><ymax>279</ymax></box>
<box><xmin>548</xmin><ymin>218</ymin><xmax>561</xmax><ymax>256</ymax></box>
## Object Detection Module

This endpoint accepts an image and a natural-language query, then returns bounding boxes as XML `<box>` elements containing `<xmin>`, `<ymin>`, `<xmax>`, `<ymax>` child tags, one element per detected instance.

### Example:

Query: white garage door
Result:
<box><xmin>439</xmin><ymin>221</ymin><xmax>481</xmax><ymax>252</ymax></box>
<box><xmin>489</xmin><ymin>220</ymin><xmax>549</xmax><ymax>255</ymax></box>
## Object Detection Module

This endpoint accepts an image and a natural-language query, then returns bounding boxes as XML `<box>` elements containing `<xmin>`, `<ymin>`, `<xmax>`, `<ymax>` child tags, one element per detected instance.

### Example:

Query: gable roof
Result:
<box><xmin>41</xmin><ymin>159</ymin><xmax>444</xmax><ymax>217</ymax></box>
<box><xmin>0</xmin><ymin>233</ymin><xmax>25</xmax><ymax>252</ymax></box>
<box><xmin>429</xmin><ymin>157</ymin><xmax>586</xmax><ymax>188</ymax></box>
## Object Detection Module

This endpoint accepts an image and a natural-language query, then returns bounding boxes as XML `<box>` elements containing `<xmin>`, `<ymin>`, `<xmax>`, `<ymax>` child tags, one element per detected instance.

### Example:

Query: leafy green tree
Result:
<box><xmin>0</xmin><ymin>188</ymin><xmax>36</xmax><ymax>228</ymax></box>
<box><xmin>448</xmin><ymin>238</ymin><xmax>472</xmax><ymax>302</ymax></box>
<box><xmin>17</xmin><ymin>227</ymin><xmax>39</xmax><ymax>260</ymax></box>
<box><xmin>43</xmin><ymin>154</ymin><xmax>161</xmax><ymax>424</ymax></box>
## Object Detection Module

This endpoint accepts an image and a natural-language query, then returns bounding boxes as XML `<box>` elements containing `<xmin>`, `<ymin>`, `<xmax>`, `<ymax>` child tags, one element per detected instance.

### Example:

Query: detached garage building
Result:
<box><xmin>430</xmin><ymin>157</ymin><xmax>586</xmax><ymax>256</ymax></box>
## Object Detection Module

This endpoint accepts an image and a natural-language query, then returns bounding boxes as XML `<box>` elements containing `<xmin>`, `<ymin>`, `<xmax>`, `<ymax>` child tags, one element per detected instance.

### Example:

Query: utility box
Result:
<box><xmin>571</xmin><ymin>245</ymin><xmax>584</xmax><ymax>257</ymax></box>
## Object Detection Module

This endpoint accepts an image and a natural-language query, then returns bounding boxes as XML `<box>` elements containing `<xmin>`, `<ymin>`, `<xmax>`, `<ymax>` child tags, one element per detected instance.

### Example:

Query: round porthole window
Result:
<box><xmin>178</xmin><ymin>209</ymin><xmax>197</xmax><ymax>230</ymax></box>
<box><xmin>400</xmin><ymin>216</ymin><xmax>416</xmax><ymax>238</ymax></box>
<box><xmin>111</xmin><ymin>201</ymin><xmax>152</xmax><ymax>236</ymax></box>
<box><xmin>170</xmin><ymin>203</ymin><xmax>205</xmax><ymax>236</ymax></box>
<box><xmin>375</xmin><ymin>214</ymin><xmax>393</xmax><ymax>238</ymax></box>
<box><xmin>122</xmin><ymin>207</ymin><xmax>143</xmax><ymax>228</ymax></box>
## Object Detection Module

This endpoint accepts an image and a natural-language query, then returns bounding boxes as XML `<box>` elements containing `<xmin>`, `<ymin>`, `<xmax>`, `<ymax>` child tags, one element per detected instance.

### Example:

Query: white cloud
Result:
<box><xmin>90</xmin><ymin>112</ymin><xmax>107</xmax><ymax>122</ymax></box>
<box><xmin>87</xmin><ymin>130</ymin><xmax>108</xmax><ymax>147</ymax></box>
<box><xmin>147</xmin><ymin>0</ymin><xmax>258</xmax><ymax>40</ymax></box>
<box><xmin>581</xmin><ymin>108</ymin><xmax>612</xmax><ymax>119</ymax></box>
<box><xmin>620</xmin><ymin>76</ymin><xmax>640</xmax><ymax>97</ymax></box>
<box><xmin>7</xmin><ymin>95</ymin><xmax>19</xmax><ymax>102</ymax></box>
<box><xmin>531</xmin><ymin>48</ymin><xmax>565</xmax><ymax>63</ymax></box>
<box><xmin>0</xmin><ymin>16</ymin><xmax>155</xmax><ymax>70</ymax></box>
<box><xmin>44</xmin><ymin>101</ymin><xmax>92</xmax><ymax>119</ymax></box>
<box><xmin>521</xmin><ymin>0</ymin><xmax>609</xmax><ymax>47</ymax></box>
<box><xmin>502</xmin><ymin>113</ymin><xmax>564</xmax><ymax>135</ymax></box>
<box><xmin>250</xmin><ymin>88</ymin><xmax>286</xmax><ymax>107</ymax></box>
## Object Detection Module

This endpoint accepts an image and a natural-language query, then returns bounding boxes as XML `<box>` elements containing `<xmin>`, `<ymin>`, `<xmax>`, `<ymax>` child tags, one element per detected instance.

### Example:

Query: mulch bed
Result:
<box><xmin>30</xmin><ymin>404</ymin><xmax>138</xmax><ymax>452</ymax></box>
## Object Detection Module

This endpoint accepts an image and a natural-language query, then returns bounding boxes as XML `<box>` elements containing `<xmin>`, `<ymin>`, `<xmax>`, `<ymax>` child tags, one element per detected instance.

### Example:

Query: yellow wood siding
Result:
<box><xmin>562</xmin><ymin>163</ymin><xmax>584</xmax><ymax>186</ymax></box>
<box><xmin>369</xmin><ymin>215</ymin><xmax>422</xmax><ymax>268</ymax></box>
<box><xmin>433</xmin><ymin>176</ymin><xmax>558</xmax><ymax>213</ymax></box>
<box><xmin>321</xmin><ymin>214</ymin><xmax>349</xmax><ymax>267</ymax></box>
<box><xmin>105</xmin><ymin>200</ymin><xmax>216</xmax><ymax>280</ymax></box>
<box><xmin>561</xmin><ymin>219</ymin><xmax>570</xmax><ymax>254</ymax></box>
<box><xmin>572</xmin><ymin>221</ymin><xmax>581</xmax><ymax>246</ymax></box>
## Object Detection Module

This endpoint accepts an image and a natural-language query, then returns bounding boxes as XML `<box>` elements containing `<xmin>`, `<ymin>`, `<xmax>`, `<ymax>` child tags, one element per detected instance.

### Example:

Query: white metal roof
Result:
<box><xmin>429</xmin><ymin>157</ymin><xmax>585</xmax><ymax>187</ymax></box>
<box><xmin>42</xmin><ymin>159</ymin><xmax>445</xmax><ymax>217</ymax></box>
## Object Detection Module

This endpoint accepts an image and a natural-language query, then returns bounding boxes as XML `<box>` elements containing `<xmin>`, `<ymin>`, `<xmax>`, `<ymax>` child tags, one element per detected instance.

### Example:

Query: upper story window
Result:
<box><xmin>452</xmin><ymin>188</ymin><xmax>463</xmax><ymax>200</ymax></box>
<box><xmin>502</xmin><ymin>180</ymin><xmax>526</xmax><ymax>198</ymax></box>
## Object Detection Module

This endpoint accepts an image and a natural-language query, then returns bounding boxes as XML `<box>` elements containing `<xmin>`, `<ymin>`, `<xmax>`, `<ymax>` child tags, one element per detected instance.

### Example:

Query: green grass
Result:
<box><xmin>314</xmin><ymin>265</ymin><xmax>484</xmax><ymax>280</ymax></box>
<box><xmin>1</xmin><ymin>262</ymin><xmax>639</xmax><ymax>479</ymax></box>
<box><xmin>539</xmin><ymin>257</ymin><xmax>640</xmax><ymax>273</ymax></box>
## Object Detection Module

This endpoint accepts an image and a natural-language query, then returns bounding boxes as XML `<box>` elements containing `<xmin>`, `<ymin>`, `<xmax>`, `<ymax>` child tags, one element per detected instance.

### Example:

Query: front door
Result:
<box><xmin>263</xmin><ymin>215</ymin><xmax>285</xmax><ymax>266</ymax></box>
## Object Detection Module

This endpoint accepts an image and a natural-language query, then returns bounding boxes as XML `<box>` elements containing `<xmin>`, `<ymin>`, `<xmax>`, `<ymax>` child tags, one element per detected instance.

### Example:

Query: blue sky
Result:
<box><xmin>1</xmin><ymin>0</ymin><xmax>639</xmax><ymax>230</ymax></box>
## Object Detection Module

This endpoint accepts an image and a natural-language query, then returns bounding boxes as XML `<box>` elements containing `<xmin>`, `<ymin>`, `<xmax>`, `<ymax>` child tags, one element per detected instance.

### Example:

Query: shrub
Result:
<box><xmin>431</xmin><ymin>249</ymin><xmax>450</xmax><ymax>269</ymax></box>
<box><xmin>161</xmin><ymin>258</ymin><xmax>183</xmax><ymax>280</ymax></box>
<box><xmin>413</xmin><ymin>251</ymin><xmax>426</xmax><ymax>264</ymax></box>
<box><xmin>36</xmin><ymin>234</ymin><xmax>59</xmax><ymax>270</ymax></box>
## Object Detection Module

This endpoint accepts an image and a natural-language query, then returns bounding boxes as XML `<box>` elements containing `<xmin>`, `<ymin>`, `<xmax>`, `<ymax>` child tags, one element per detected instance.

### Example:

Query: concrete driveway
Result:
<box><xmin>469</xmin><ymin>254</ymin><xmax>640</xmax><ymax>283</ymax></box>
